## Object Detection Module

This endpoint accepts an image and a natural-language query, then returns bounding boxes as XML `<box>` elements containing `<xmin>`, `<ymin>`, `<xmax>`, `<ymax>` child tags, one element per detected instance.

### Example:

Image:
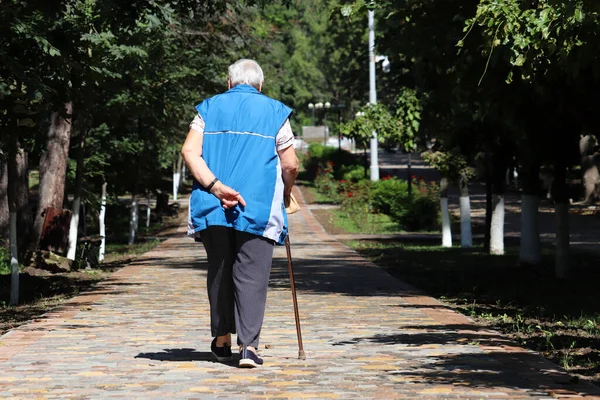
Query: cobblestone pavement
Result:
<box><xmin>1</xmin><ymin>188</ymin><xmax>599</xmax><ymax>399</ymax></box>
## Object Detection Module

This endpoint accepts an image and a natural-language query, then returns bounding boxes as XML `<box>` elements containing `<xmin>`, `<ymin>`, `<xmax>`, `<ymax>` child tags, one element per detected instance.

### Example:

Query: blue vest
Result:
<box><xmin>188</xmin><ymin>84</ymin><xmax>293</xmax><ymax>244</ymax></box>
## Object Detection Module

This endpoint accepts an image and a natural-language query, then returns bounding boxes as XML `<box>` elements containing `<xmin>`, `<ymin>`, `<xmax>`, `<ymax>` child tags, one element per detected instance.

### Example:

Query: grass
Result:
<box><xmin>296</xmin><ymin>181</ymin><xmax>338</xmax><ymax>204</ymax></box>
<box><xmin>102</xmin><ymin>239</ymin><xmax>163</xmax><ymax>264</ymax></box>
<box><xmin>327</xmin><ymin>210</ymin><xmax>402</xmax><ymax>234</ymax></box>
<box><xmin>345</xmin><ymin>239</ymin><xmax>600</xmax><ymax>385</ymax></box>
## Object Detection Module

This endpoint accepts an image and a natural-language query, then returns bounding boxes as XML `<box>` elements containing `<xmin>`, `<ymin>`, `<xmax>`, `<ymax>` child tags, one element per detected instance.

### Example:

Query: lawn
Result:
<box><xmin>344</xmin><ymin>239</ymin><xmax>600</xmax><ymax>385</ymax></box>
<box><xmin>297</xmin><ymin>182</ymin><xmax>600</xmax><ymax>386</ymax></box>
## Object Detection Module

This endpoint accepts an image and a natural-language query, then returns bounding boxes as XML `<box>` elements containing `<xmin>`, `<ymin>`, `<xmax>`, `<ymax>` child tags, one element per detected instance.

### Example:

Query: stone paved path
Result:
<box><xmin>1</xmin><ymin>188</ymin><xmax>599</xmax><ymax>399</ymax></box>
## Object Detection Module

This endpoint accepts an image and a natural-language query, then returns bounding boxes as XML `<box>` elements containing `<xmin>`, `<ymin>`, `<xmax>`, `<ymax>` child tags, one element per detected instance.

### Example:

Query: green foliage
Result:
<box><xmin>0</xmin><ymin>246</ymin><xmax>9</xmax><ymax>275</ymax></box>
<box><xmin>341</xmin><ymin>164</ymin><xmax>367</xmax><ymax>182</ymax></box>
<box><xmin>398</xmin><ymin>178</ymin><xmax>440</xmax><ymax>232</ymax></box>
<box><xmin>421</xmin><ymin>149</ymin><xmax>473</xmax><ymax>182</ymax></box>
<box><xmin>340</xmin><ymin>103</ymin><xmax>399</xmax><ymax>148</ymax></box>
<box><xmin>370</xmin><ymin>177</ymin><xmax>408</xmax><ymax>215</ymax></box>
<box><xmin>393</xmin><ymin>88</ymin><xmax>422</xmax><ymax>151</ymax></box>
<box><xmin>314</xmin><ymin>161</ymin><xmax>339</xmax><ymax>201</ymax></box>
<box><xmin>371</xmin><ymin>176</ymin><xmax>440</xmax><ymax>231</ymax></box>
<box><xmin>302</xmin><ymin>143</ymin><xmax>361</xmax><ymax>179</ymax></box>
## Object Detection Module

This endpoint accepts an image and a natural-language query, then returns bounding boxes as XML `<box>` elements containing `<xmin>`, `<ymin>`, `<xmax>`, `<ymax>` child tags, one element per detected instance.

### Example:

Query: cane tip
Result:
<box><xmin>298</xmin><ymin>350</ymin><xmax>306</xmax><ymax>360</ymax></box>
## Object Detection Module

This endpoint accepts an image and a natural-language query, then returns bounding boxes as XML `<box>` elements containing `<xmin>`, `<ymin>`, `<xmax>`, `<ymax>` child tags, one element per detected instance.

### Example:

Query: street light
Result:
<box><xmin>308</xmin><ymin>103</ymin><xmax>315</xmax><ymax>126</ymax></box>
<box><xmin>368</xmin><ymin>8</ymin><xmax>390</xmax><ymax>181</ymax></box>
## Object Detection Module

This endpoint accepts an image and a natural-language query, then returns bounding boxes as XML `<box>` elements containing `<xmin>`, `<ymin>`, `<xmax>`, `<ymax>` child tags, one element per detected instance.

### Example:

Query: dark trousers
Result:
<box><xmin>201</xmin><ymin>226</ymin><xmax>274</xmax><ymax>348</ymax></box>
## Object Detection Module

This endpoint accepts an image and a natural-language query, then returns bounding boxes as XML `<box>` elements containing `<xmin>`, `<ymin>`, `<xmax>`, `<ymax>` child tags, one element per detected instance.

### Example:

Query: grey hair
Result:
<box><xmin>228</xmin><ymin>59</ymin><xmax>264</xmax><ymax>89</ymax></box>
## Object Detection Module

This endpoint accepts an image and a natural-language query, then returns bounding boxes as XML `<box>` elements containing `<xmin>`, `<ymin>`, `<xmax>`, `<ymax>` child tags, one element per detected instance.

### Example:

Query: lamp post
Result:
<box><xmin>308</xmin><ymin>103</ymin><xmax>315</xmax><ymax>126</ymax></box>
<box><xmin>368</xmin><ymin>8</ymin><xmax>379</xmax><ymax>181</ymax></box>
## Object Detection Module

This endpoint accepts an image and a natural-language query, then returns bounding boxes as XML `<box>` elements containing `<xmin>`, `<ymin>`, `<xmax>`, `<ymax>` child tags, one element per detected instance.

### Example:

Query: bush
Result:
<box><xmin>303</xmin><ymin>143</ymin><xmax>361</xmax><ymax>179</ymax></box>
<box><xmin>341</xmin><ymin>165</ymin><xmax>368</xmax><ymax>182</ymax></box>
<box><xmin>394</xmin><ymin>178</ymin><xmax>440</xmax><ymax>231</ymax></box>
<box><xmin>314</xmin><ymin>161</ymin><xmax>339</xmax><ymax>201</ymax></box>
<box><xmin>338</xmin><ymin>179</ymin><xmax>372</xmax><ymax>228</ymax></box>
<box><xmin>369</xmin><ymin>176</ymin><xmax>440</xmax><ymax>232</ymax></box>
<box><xmin>370</xmin><ymin>177</ymin><xmax>409</xmax><ymax>215</ymax></box>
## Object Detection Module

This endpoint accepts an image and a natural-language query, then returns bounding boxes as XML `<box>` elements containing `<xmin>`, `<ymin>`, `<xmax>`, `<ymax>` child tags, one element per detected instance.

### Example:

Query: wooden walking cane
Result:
<box><xmin>285</xmin><ymin>235</ymin><xmax>306</xmax><ymax>360</ymax></box>
<box><xmin>284</xmin><ymin>193</ymin><xmax>305</xmax><ymax>360</ymax></box>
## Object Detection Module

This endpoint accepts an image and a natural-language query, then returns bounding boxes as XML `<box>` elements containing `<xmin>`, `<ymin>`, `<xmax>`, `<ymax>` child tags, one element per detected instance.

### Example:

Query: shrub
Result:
<box><xmin>341</xmin><ymin>165</ymin><xmax>368</xmax><ymax>183</ymax></box>
<box><xmin>338</xmin><ymin>179</ymin><xmax>372</xmax><ymax>229</ymax></box>
<box><xmin>370</xmin><ymin>176</ymin><xmax>409</xmax><ymax>215</ymax></box>
<box><xmin>303</xmin><ymin>143</ymin><xmax>361</xmax><ymax>179</ymax></box>
<box><xmin>314</xmin><ymin>161</ymin><xmax>339</xmax><ymax>201</ymax></box>
<box><xmin>395</xmin><ymin>177</ymin><xmax>440</xmax><ymax>231</ymax></box>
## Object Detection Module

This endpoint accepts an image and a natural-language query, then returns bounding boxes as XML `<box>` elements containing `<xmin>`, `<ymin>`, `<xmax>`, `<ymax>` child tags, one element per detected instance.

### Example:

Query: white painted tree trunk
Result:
<box><xmin>181</xmin><ymin>165</ymin><xmax>186</xmax><ymax>184</ymax></box>
<box><xmin>66</xmin><ymin>197</ymin><xmax>81</xmax><ymax>260</ymax></box>
<box><xmin>98</xmin><ymin>182</ymin><xmax>107</xmax><ymax>262</ymax></box>
<box><xmin>519</xmin><ymin>194</ymin><xmax>541</xmax><ymax>264</ymax></box>
<box><xmin>128</xmin><ymin>194</ymin><xmax>138</xmax><ymax>245</ymax></box>
<box><xmin>459</xmin><ymin>196</ymin><xmax>472</xmax><ymax>248</ymax></box>
<box><xmin>440</xmin><ymin>197</ymin><xmax>452</xmax><ymax>247</ymax></box>
<box><xmin>555</xmin><ymin>202</ymin><xmax>570</xmax><ymax>279</ymax></box>
<box><xmin>9</xmin><ymin>211</ymin><xmax>19</xmax><ymax>306</ymax></box>
<box><xmin>172</xmin><ymin>154</ymin><xmax>183</xmax><ymax>201</ymax></box>
<box><xmin>490</xmin><ymin>195</ymin><xmax>505</xmax><ymax>255</ymax></box>
<box><xmin>173</xmin><ymin>171</ymin><xmax>180</xmax><ymax>201</ymax></box>
<box><xmin>146</xmin><ymin>195</ymin><xmax>151</xmax><ymax>228</ymax></box>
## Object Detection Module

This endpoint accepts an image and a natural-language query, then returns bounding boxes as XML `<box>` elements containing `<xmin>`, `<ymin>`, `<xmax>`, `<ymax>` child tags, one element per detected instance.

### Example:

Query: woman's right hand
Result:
<box><xmin>212</xmin><ymin>182</ymin><xmax>246</xmax><ymax>209</ymax></box>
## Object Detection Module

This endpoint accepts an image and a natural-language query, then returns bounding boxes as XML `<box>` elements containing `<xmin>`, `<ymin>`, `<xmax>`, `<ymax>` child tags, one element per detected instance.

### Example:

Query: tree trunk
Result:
<box><xmin>82</xmin><ymin>202</ymin><xmax>87</xmax><ymax>237</ymax></box>
<box><xmin>14</xmin><ymin>146</ymin><xmax>32</xmax><ymax>259</ymax></box>
<box><xmin>7</xmin><ymin>135</ymin><xmax>20</xmax><ymax>305</ymax></box>
<box><xmin>440</xmin><ymin>177</ymin><xmax>452</xmax><ymax>247</ymax></box>
<box><xmin>484</xmin><ymin>160</ymin><xmax>493</xmax><ymax>253</ymax></box>
<box><xmin>67</xmin><ymin>130</ymin><xmax>86</xmax><ymax>260</ymax></box>
<box><xmin>0</xmin><ymin>161</ymin><xmax>8</xmax><ymax>242</ymax></box>
<box><xmin>553</xmin><ymin>166</ymin><xmax>570</xmax><ymax>279</ymax></box>
<box><xmin>128</xmin><ymin>194</ymin><xmax>138</xmax><ymax>245</ymax></box>
<box><xmin>33</xmin><ymin>102</ymin><xmax>73</xmax><ymax>244</ymax></box>
<box><xmin>146</xmin><ymin>194</ymin><xmax>151</xmax><ymax>228</ymax></box>
<box><xmin>9</xmin><ymin>212</ymin><xmax>18</xmax><ymax>305</ymax></box>
<box><xmin>519</xmin><ymin>162</ymin><xmax>541</xmax><ymax>264</ymax></box>
<box><xmin>490</xmin><ymin>164</ymin><xmax>506</xmax><ymax>255</ymax></box>
<box><xmin>98</xmin><ymin>181</ymin><xmax>107</xmax><ymax>262</ymax></box>
<box><xmin>490</xmin><ymin>193</ymin><xmax>505</xmax><ymax>255</ymax></box>
<box><xmin>172</xmin><ymin>154</ymin><xmax>183</xmax><ymax>201</ymax></box>
<box><xmin>458</xmin><ymin>173</ymin><xmax>472</xmax><ymax>248</ymax></box>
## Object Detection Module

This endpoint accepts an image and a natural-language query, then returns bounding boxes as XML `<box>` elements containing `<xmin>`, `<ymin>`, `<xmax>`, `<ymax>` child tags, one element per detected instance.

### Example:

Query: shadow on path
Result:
<box><xmin>135</xmin><ymin>348</ymin><xmax>237</xmax><ymax>367</ymax></box>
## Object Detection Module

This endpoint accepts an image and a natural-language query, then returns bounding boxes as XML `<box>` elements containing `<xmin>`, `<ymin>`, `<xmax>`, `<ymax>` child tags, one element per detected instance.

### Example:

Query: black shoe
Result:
<box><xmin>239</xmin><ymin>345</ymin><xmax>264</xmax><ymax>368</ymax></box>
<box><xmin>211</xmin><ymin>338</ymin><xmax>233</xmax><ymax>362</ymax></box>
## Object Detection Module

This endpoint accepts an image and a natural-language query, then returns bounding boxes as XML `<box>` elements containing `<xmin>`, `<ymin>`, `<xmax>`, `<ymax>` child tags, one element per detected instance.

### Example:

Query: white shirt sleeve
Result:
<box><xmin>276</xmin><ymin>119</ymin><xmax>294</xmax><ymax>151</ymax></box>
<box><xmin>189</xmin><ymin>114</ymin><xmax>205</xmax><ymax>133</ymax></box>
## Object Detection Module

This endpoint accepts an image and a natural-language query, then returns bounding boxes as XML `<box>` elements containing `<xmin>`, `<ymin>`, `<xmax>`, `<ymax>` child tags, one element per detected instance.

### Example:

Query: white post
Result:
<box><xmin>490</xmin><ymin>195</ymin><xmax>505</xmax><ymax>255</ymax></box>
<box><xmin>9</xmin><ymin>211</ymin><xmax>19</xmax><ymax>306</ymax></box>
<box><xmin>368</xmin><ymin>9</ymin><xmax>379</xmax><ymax>181</ymax></box>
<box><xmin>172</xmin><ymin>160</ymin><xmax>179</xmax><ymax>201</ymax></box>
<box><xmin>459</xmin><ymin>196</ymin><xmax>473</xmax><ymax>248</ymax></box>
<box><xmin>146</xmin><ymin>195</ymin><xmax>151</xmax><ymax>228</ymax></box>
<box><xmin>98</xmin><ymin>182</ymin><xmax>107</xmax><ymax>262</ymax></box>
<box><xmin>440</xmin><ymin>198</ymin><xmax>452</xmax><ymax>247</ymax></box>
<box><xmin>66</xmin><ymin>197</ymin><xmax>80</xmax><ymax>260</ymax></box>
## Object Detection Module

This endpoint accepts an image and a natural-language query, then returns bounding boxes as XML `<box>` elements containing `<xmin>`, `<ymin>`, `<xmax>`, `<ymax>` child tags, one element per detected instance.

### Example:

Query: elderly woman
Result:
<box><xmin>180</xmin><ymin>59</ymin><xmax>299</xmax><ymax>368</ymax></box>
